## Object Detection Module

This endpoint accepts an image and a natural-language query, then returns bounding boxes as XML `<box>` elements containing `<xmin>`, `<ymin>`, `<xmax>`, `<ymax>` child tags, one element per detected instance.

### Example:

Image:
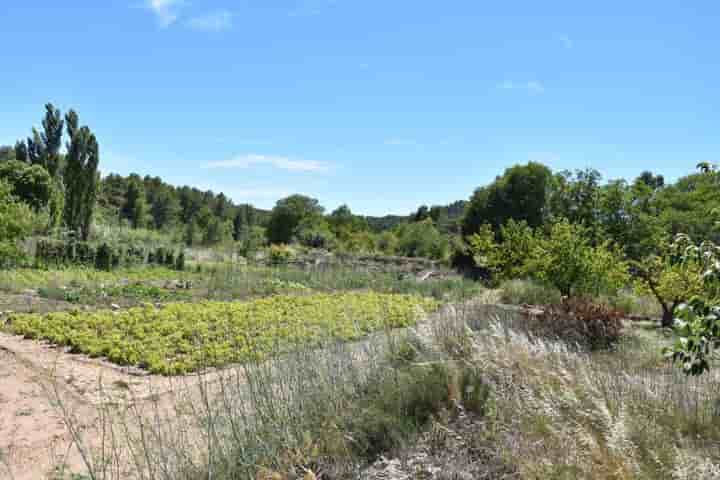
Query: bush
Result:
<box><xmin>499</xmin><ymin>279</ymin><xmax>562</xmax><ymax>306</ymax></box>
<box><xmin>174</xmin><ymin>251</ymin><xmax>185</xmax><ymax>271</ymax></box>
<box><xmin>95</xmin><ymin>243</ymin><xmax>114</xmax><ymax>271</ymax></box>
<box><xmin>394</xmin><ymin>219</ymin><xmax>450</xmax><ymax>260</ymax></box>
<box><xmin>347</xmin><ymin>363</ymin><xmax>452</xmax><ymax>460</ymax></box>
<box><xmin>528</xmin><ymin>220</ymin><xmax>629</xmax><ymax>297</ymax></box>
<box><xmin>523</xmin><ymin>298</ymin><xmax>624</xmax><ymax>350</ymax></box>
<box><xmin>268</xmin><ymin>244</ymin><xmax>295</xmax><ymax>265</ymax></box>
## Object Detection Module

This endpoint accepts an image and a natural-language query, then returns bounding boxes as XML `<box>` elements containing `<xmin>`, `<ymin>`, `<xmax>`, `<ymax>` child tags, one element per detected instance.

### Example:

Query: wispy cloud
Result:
<box><xmin>204</xmin><ymin>154</ymin><xmax>331</xmax><ymax>172</ymax></box>
<box><xmin>145</xmin><ymin>0</ymin><xmax>183</xmax><ymax>27</ymax></box>
<box><xmin>498</xmin><ymin>80</ymin><xmax>545</xmax><ymax>94</ymax></box>
<box><xmin>384</xmin><ymin>138</ymin><xmax>419</xmax><ymax>146</ymax></box>
<box><xmin>558</xmin><ymin>34</ymin><xmax>573</xmax><ymax>49</ymax></box>
<box><xmin>187</xmin><ymin>10</ymin><xmax>234</xmax><ymax>32</ymax></box>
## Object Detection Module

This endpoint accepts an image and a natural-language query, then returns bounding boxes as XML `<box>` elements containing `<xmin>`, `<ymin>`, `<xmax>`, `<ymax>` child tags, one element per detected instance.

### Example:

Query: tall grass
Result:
<box><xmin>24</xmin><ymin>281</ymin><xmax>720</xmax><ymax>479</ymax></box>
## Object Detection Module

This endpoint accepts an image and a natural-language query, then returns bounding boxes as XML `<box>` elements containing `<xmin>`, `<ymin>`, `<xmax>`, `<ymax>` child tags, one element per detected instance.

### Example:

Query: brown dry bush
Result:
<box><xmin>523</xmin><ymin>297</ymin><xmax>624</xmax><ymax>350</ymax></box>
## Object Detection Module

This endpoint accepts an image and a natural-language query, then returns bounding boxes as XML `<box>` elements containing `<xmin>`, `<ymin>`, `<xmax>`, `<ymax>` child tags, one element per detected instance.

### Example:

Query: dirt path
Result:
<box><xmin>0</xmin><ymin>300</ymin><xmax>491</xmax><ymax>479</ymax></box>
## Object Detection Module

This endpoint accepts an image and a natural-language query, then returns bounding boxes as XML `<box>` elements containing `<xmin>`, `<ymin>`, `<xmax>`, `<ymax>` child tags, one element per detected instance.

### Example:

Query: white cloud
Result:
<box><xmin>187</xmin><ymin>10</ymin><xmax>234</xmax><ymax>32</ymax></box>
<box><xmin>497</xmin><ymin>80</ymin><xmax>545</xmax><ymax>94</ymax></box>
<box><xmin>146</xmin><ymin>0</ymin><xmax>183</xmax><ymax>27</ymax></box>
<box><xmin>558</xmin><ymin>34</ymin><xmax>573</xmax><ymax>49</ymax></box>
<box><xmin>204</xmin><ymin>154</ymin><xmax>331</xmax><ymax>172</ymax></box>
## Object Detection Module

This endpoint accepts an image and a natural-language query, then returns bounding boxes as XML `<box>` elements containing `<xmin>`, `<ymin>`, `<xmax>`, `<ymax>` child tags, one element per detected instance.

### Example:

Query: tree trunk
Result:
<box><xmin>661</xmin><ymin>306</ymin><xmax>674</xmax><ymax>328</ymax></box>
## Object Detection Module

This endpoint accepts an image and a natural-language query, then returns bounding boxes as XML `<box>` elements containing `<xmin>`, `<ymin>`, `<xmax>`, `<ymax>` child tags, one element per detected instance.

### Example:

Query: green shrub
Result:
<box><xmin>459</xmin><ymin>366</ymin><xmax>492</xmax><ymax>415</ymax></box>
<box><xmin>174</xmin><ymin>251</ymin><xmax>185</xmax><ymax>271</ymax></box>
<box><xmin>500</xmin><ymin>279</ymin><xmax>562</xmax><ymax>306</ymax></box>
<box><xmin>268</xmin><ymin>244</ymin><xmax>295</xmax><ymax>265</ymax></box>
<box><xmin>348</xmin><ymin>363</ymin><xmax>452</xmax><ymax>459</ymax></box>
<box><xmin>95</xmin><ymin>243</ymin><xmax>113</xmax><ymax>271</ymax></box>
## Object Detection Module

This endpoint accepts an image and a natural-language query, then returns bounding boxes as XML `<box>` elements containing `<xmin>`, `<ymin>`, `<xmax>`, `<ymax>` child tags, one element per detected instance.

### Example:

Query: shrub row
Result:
<box><xmin>34</xmin><ymin>238</ymin><xmax>184</xmax><ymax>271</ymax></box>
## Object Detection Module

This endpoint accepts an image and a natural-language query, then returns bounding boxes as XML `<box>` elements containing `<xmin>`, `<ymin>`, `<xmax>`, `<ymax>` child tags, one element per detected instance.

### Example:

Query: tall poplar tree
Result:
<box><xmin>62</xmin><ymin>110</ymin><xmax>99</xmax><ymax>240</ymax></box>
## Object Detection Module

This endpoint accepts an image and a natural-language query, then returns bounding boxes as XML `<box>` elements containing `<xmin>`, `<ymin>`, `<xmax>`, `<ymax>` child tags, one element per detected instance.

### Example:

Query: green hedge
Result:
<box><xmin>34</xmin><ymin>238</ymin><xmax>184</xmax><ymax>271</ymax></box>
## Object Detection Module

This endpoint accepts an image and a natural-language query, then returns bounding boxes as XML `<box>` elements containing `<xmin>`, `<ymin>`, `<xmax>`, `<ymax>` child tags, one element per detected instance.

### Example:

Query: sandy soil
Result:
<box><xmin>0</xmin><ymin>327</ymin><xmax>213</xmax><ymax>480</ymax></box>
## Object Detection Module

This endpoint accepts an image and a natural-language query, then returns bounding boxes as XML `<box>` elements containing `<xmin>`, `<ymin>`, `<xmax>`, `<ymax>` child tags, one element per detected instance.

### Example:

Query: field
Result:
<box><xmin>6</xmin><ymin>292</ymin><xmax>438</xmax><ymax>374</ymax></box>
<box><xmin>1</xmin><ymin>260</ymin><xmax>719</xmax><ymax>480</ymax></box>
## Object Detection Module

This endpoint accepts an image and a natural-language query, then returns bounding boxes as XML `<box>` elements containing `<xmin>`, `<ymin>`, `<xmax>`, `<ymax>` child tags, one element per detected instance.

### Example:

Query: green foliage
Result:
<box><xmin>267</xmin><ymin>195</ymin><xmax>324</xmax><ymax>244</ymax></box>
<box><xmin>34</xmin><ymin>237</ymin><xmax>183</xmax><ymax>271</ymax></box>
<box><xmin>499</xmin><ymin>279</ymin><xmax>562</xmax><ymax>306</ymax></box>
<box><xmin>268</xmin><ymin>244</ymin><xmax>295</xmax><ymax>265</ymax></box>
<box><xmin>6</xmin><ymin>292</ymin><xmax>439</xmax><ymax>374</ymax></box>
<box><xmin>94</xmin><ymin>243</ymin><xmax>115</xmax><ymax>271</ymax></box>
<box><xmin>120</xmin><ymin>176</ymin><xmax>148</xmax><ymax>229</ymax></box>
<box><xmin>347</xmin><ymin>363</ymin><xmax>452</xmax><ymax>460</ymax></box>
<box><xmin>63</xmin><ymin>110</ymin><xmax>99</xmax><ymax>241</ymax></box>
<box><xmin>394</xmin><ymin>219</ymin><xmax>449</xmax><ymax>260</ymax></box>
<box><xmin>237</xmin><ymin>225</ymin><xmax>267</xmax><ymax>258</ymax></box>
<box><xmin>462</xmin><ymin>162</ymin><xmax>553</xmax><ymax>236</ymax></box>
<box><xmin>376</xmin><ymin>230</ymin><xmax>399</xmax><ymax>255</ymax></box>
<box><xmin>0</xmin><ymin>160</ymin><xmax>53</xmax><ymax>210</ymax></box>
<box><xmin>662</xmin><ymin>235</ymin><xmax>720</xmax><ymax>375</ymax></box>
<box><xmin>468</xmin><ymin>220</ymin><xmax>535</xmax><ymax>281</ymax></box>
<box><xmin>294</xmin><ymin>216</ymin><xmax>337</xmax><ymax>249</ymax></box>
<box><xmin>529</xmin><ymin>220</ymin><xmax>629</xmax><ymax>297</ymax></box>
<box><xmin>0</xmin><ymin>180</ymin><xmax>35</xmax><ymax>267</ymax></box>
<box><xmin>633</xmin><ymin>234</ymin><xmax>706</xmax><ymax>327</ymax></box>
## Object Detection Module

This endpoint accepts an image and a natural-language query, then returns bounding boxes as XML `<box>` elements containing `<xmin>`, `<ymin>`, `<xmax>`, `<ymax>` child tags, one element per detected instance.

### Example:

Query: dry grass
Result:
<box><xmin>38</xmin><ymin>296</ymin><xmax>720</xmax><ymax>479</ymax></box>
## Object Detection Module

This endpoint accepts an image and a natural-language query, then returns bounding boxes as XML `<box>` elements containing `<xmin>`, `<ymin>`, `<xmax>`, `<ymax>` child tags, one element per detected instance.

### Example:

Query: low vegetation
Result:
<box><xmin>5</xmin><ymin>292</ymin><xmax>439</xmax><ymax>374</ymax></box>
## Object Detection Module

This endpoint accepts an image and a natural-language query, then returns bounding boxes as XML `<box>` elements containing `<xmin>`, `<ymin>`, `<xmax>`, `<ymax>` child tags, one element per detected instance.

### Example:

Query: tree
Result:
<box><xmin>0</xmin><ymin>146</ymin><xmax>15</xmax><ymax>162</ymax></box>
<box><xmin>62</xmin><ymin>110</ymin><xmax>99</xmax><ymax>241</ymax></box>
<box><xmin>267</xmin><ymin>195</ymin><xmax>324</xmax><ymax>244</ymax></box>
<box><xmin>0</xmin><ymin>180</ymin><xmax>34</xmax><ymax>267</ymax></box>
<box><xmin>237</xmin><ymin>225</ymin><xmax>267</xmax><ymax>258</ymax></box>
<box><xmin>528</xmin><ymin>220</ymin><xmax>628</xmax><ymax>298</ymax></box>
<box><xmin>395</xmin><ymin>219</ymin><xmax>450</xmax><ymax>260</ymax></box>
<box><xmin>548</xmin><ymin>168</ymin><xmax>602</xmax><ymax>239</ymax></box>
<box><xmin>121</xmin><ymin>176</ymin><xmax>148</xmax><ymax>228</ymax></box>
<box><xmin>14</xmin><ymin>141</ymin><xmax>27</xmax><ymax>163</ymax></box>
<box><xmin>40</xmin><ymin>103</ymin><xmax>64</xmax><ymax>177</ymax></box>
<box><xmin>462</xmin><ymin>162</ymin><xmax>553</xmax><ymax>237</ymax></box>
<box><xmin>150</xmin><ymin>188</ymin><xmax>181</xmax><ymax>229</ymax></box>
<box><xmin>26</xmin><ymin>129</ymin><xmax>44</xmax><ymax>166</ymax></box>
<box><xmin>633</xmin><ymin>235</ymin><xmax>706</xmax><ymax>328</ymax></box>
<box><xmin>233</xmin><ymin>204</ymin><xmax>256</xmax><ymax>241</ymax></box>
<box><xmin>328</xmin><ymin>204</ymin><xmax>368</xmax><ymax>240</ymax></box>
<box><xmin>413</xmin><ymin>205</ymin><xmax>430</xmax><ymax>222</ymax></box>
<box><xmin>295</xmin><ymin>216</ymin><xmax>336</xmax><ymax>249</ymax></box>
<box><xmin>468</xmin><ymin>219</ymin><xmax>535</xmax><ymax>282</ymax></box>
<box><xmin>0</xmin><ymin>160</ymin><xmax>53</xmax><ymax>210</ymax></box>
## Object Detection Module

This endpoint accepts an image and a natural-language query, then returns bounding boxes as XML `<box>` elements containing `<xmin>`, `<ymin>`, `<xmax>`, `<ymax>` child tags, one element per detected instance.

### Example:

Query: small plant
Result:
<box><xmin>458</xmin><ymin>367</ymin><xmax>491</xmax><ymax>415</ymax></box>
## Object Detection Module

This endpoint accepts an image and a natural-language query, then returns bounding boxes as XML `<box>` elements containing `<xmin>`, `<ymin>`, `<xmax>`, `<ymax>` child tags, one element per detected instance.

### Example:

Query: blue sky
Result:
<box><xmin>2</xmin><ymin>1</ymin><xmax>719</xmax><ymax>215</ymax></box>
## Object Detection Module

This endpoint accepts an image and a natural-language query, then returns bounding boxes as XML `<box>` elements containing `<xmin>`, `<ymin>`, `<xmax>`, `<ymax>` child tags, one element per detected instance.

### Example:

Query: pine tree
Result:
<box><xmin>121</xmin><ymin>177</ymin><xmax>148</xmax><ymax>228</ymax></box>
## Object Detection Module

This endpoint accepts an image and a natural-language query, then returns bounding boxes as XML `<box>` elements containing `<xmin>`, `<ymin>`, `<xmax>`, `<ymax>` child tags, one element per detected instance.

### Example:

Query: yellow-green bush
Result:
<box><xmin>6</xmin><ymin>292</ymin><xmax>439</xmax><ymax>375</ymax></box>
